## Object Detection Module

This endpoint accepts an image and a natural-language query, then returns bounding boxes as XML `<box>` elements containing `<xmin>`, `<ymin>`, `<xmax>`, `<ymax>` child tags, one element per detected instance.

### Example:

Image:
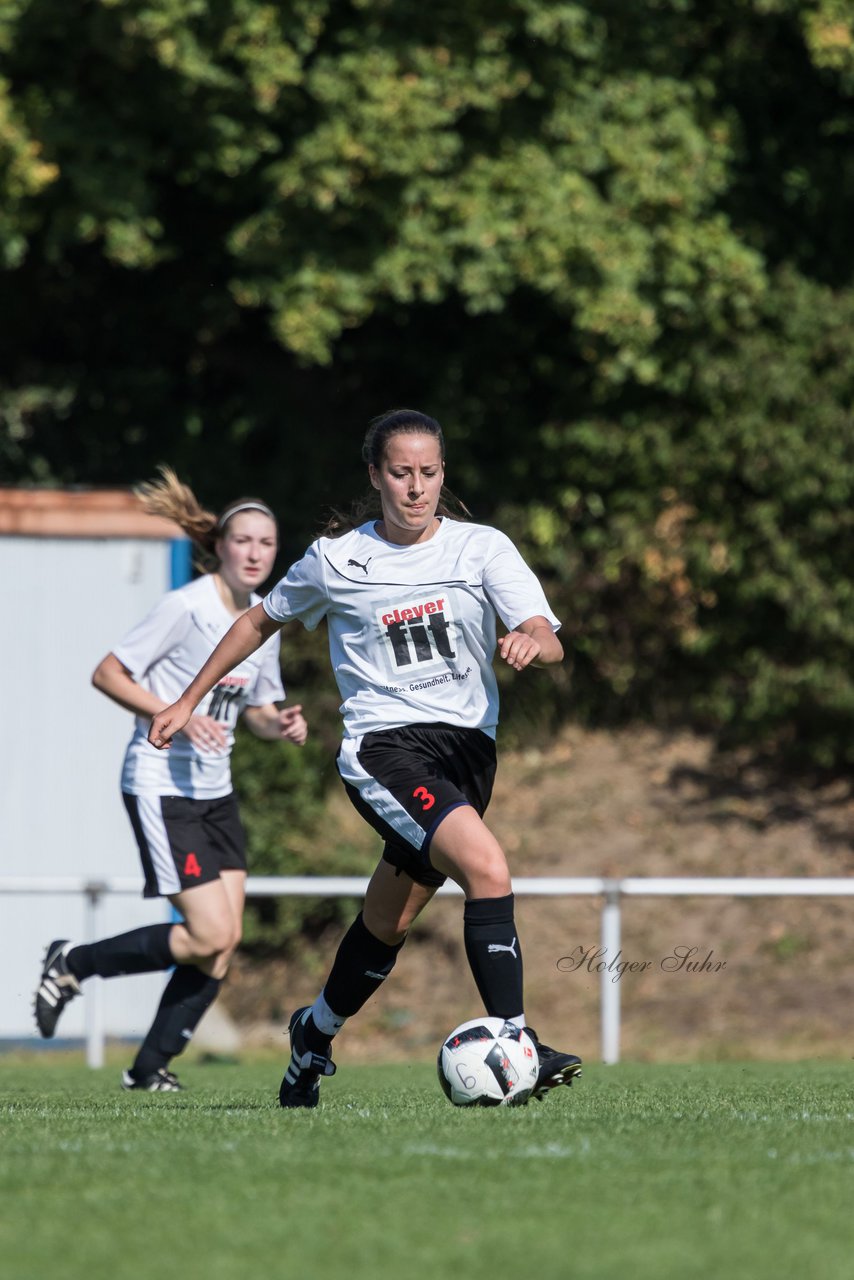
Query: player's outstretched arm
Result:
<box><xmin>148</xmin><ymin>604</ymin><xmax>282</xmax><ymax>749</ymax></box>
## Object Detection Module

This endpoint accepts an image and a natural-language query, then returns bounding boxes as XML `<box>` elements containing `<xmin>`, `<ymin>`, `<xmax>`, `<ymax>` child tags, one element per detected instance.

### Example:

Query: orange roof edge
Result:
<box><xmin>0</xmin><ymin>488</ymin><xmax>186</xmax><ymax>539</ymax></box>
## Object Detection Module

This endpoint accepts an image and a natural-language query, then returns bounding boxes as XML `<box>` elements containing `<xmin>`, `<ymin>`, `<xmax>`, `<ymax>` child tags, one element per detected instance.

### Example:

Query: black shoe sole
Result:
<box><xmin>34</xmin><ymin>940</ymin><xmax>76</xmax><ymax>1039</ymax></box>
<box><xmin>532</xmin><ymin>1063</ymin><xmax>583</xmax><ymax>1100</ymax></box>
<box><xmin>278</xmin><ymin>1087</ymin><xmax>320</xmax><ymax>1109</ymax></box>
<box><xmin>279</xmin><ymin>1007</ymin><xmax>323</xmax><ymax>1109</ymax></box>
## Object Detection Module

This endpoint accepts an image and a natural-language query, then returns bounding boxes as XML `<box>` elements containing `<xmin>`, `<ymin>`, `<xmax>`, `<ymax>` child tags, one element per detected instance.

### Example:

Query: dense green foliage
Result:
<box><xmin>3</xmin><ymin>1057</ymin><xmax>854</xmax><ymax>1279</ymax></box>
<box><xmin>2</xmin><ymin>0</ymin><xmax>853</xmax><ymax>765</ymax></box>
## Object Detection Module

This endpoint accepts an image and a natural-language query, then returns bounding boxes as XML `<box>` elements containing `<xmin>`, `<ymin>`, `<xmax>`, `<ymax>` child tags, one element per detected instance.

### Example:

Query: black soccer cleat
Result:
<box><xmin>278</xmin><ymin>1007</ymin><xmax>337</xmax><ymax>1109</ymax></box>
<box><xmin>121</xmin><ymin>1067</ymin><xmax>184</xmax><ymax>1093</ymax></box>
<box><xmin>526</xmin><ymin>1027</ymin><xmax>582</xmax><ymax>1100</ymax></box>
<box><xmin>34</xmin><ymin>939</ymin><xmax>82</xmax><ymax>1038</ymax></box>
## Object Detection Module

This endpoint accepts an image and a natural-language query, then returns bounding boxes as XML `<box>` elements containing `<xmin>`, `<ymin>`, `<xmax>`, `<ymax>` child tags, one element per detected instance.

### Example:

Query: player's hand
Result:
<box><xmin>277</xmin><ymin>704</ymin><xmax>308</xmax><ymax>746</ymax></box>
<box><xmin>181</xmin><ymin>714</ymin><xmax>228</xmax><ymax>753</ymax></box>
<box><xmin>149</xmin><ymin>701</ymin><xmax>192</xmax><ymax>750</ymax></box>
<box><xmin>498</xmin><ymin>631</ymin><xmax>541</xmax><ymax>672</ymax></box>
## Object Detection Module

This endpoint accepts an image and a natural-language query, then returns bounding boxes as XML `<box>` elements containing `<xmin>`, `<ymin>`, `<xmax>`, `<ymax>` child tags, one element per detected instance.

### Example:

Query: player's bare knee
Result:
<box><xmin>215</xmin><ymin>921</ymin><xmax>241</xmax><ymax>957</ymax></box>
<box><xmin>220</xmin><ymin>926</ymin><xmax>242</xmax><ymax>965</ymax></box>
<box><xmin>187</xmin><ymin>936</ymin><xmax>220</xmax><ymax>962</ymax></box>
<box><xmin>466</xmin><ymin>865</ymin><xmax>512</xmax><ymax>900</ymax></box>
<box><xmin>186</xmin><ymin>919</ymin><xmax>236</xmax><ymax>959</ymax></box>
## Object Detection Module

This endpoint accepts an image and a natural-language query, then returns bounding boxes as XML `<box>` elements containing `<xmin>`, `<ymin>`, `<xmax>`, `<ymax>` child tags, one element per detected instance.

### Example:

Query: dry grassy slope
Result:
<box><xmin>226</xmin><ymin>726</ymin><xmax>854</xmax><ymax>1064</ymax></box>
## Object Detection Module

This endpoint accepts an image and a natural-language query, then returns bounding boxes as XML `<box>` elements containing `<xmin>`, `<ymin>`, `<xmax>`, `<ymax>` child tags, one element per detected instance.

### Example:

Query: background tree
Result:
<box><xmin>1</xmin><ymin>0</ymin><xmax>853</xmax><ymax>766</ymax></box>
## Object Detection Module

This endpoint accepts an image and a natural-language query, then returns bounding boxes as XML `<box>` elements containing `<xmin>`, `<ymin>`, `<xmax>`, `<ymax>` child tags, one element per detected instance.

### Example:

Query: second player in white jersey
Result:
<box><xmin>117</xmin><ymin>571</ymin><xmax>284</xmax><ymax>798</ymax></box>
<box><xmin>33</xmin><ymin>470</ymin><xmax>307</xmax><ymax>1095</ymax></box>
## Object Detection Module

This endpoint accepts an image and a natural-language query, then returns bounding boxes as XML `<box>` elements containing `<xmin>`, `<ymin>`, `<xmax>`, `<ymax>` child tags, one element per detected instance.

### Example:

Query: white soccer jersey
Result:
<box><xmin>114</xmin><ymin>574</ymin><xmax>284</xmax><ymax>798</ymax></box>
<box><xmin>262</xmin><ymin>518</ymin><xmax>560</xmax><ymax>739</ymax></box>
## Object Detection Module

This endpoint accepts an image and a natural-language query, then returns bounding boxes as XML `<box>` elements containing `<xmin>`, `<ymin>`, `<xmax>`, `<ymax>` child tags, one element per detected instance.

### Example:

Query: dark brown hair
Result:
<box><xmin>323</xmin><ymin>409</ymin><xmax>470</xmax><ymax>536</ymax></box>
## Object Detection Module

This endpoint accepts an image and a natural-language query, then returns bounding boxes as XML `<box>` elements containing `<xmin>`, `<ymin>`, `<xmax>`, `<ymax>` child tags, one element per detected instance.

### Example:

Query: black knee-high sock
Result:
<box><xmin>67</xmin><ymin>924</ymin><xmax>174</xmax><ymax>981</ymax></box>
<box><xmin>131</xmin><ymin>965</ymin><xmax>222</xmax><ymax>1080</ymax></box>
<box><xmin>305</xmin><ymin>913</ymin><xmax>404</xmax><ymax>1052</ymax></box>
<box><xmin>463</xmin><ymin>893</ymin><xmax>524</xmax><ymax>1020</ymax></box>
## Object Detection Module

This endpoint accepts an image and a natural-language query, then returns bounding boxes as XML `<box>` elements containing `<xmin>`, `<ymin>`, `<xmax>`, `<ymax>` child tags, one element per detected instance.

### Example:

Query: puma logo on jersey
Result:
<box><xmin>487</xmin><ymin>937</ymin><xmax>518</xmax><ymax>958</ymax></box>
<box><xmin>347</xmin><ymin>557</ymin><xmax>372</xmax><ymax>575</ymax></box>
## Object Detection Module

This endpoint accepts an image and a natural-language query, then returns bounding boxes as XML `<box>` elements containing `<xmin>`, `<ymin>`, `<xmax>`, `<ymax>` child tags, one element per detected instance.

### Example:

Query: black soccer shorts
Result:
<box><xmin>122</xmin><ymin>792</ymin><xmax>247</xmax><ymax>898</ymax></box>
<box><xmin>336</xmin><ymin>722</ymin><xmax>497</xmax><ymax>887</ymax></box>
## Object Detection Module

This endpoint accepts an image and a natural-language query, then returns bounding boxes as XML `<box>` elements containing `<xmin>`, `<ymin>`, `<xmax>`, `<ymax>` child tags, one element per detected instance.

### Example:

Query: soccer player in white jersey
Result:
<box><xmin>33</xmin><ymin>468</ymin><xmax>308</xmax><ymax>1091</ymax></box>
<box><xmin>148</xmin><ymin>411</ymin><xmax>582</xmax><ymax>1106</ymax></box>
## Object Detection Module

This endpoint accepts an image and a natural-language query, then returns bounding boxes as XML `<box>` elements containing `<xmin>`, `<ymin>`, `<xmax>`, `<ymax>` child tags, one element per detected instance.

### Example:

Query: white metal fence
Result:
<box><xmin>5</xmin><ymin>875</ymin><xmax>853</xmax><ymax>1067</ymax></box>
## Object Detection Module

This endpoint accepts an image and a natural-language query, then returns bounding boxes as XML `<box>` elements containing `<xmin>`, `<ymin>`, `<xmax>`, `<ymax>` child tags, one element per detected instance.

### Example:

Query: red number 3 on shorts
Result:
<box><xmin>412</xmin><ymin>786</ymin><xmax>435</xmax><ymax>812</ymax></box>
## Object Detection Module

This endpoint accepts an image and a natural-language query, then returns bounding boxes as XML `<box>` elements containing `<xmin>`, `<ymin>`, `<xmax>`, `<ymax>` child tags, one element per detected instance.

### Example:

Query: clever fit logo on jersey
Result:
<box><xmin>376</xmin><ymin>594</ymin><xmax>458</xmax><ymax>677</ymax></box>
<box><xmin>205</xmin><ymin>674</ymin><xmax>249</xmax><ymax>726</ymax></box>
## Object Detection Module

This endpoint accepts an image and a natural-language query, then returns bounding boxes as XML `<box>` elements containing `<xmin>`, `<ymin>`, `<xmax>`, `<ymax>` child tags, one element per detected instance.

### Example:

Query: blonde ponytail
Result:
<box><xmin>134</xmin><ymin>465</ymin><xmax>219</xmax><ymax>563</ymax></box>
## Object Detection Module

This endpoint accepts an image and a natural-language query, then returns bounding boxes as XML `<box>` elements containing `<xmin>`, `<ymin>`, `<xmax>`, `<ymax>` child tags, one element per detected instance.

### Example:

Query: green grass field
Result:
<box><xmin>2</xmin><ymin>1054</ymin><xmax>851</xmax><ymax>1280</ymax></box>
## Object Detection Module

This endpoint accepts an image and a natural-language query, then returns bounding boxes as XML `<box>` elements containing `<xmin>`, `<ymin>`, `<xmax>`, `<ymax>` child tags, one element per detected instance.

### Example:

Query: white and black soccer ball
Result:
<box><xmin>437</xmin><ymin>1017</ymin><xmax>539</xmax><ymax>1107</ymax></box>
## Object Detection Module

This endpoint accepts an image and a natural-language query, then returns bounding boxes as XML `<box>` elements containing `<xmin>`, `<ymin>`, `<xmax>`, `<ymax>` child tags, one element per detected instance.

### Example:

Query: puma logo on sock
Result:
<box><xmin>487</xmin><ymin>937</ymin><xmax>518</xmax><ymax>958</ymax></box>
